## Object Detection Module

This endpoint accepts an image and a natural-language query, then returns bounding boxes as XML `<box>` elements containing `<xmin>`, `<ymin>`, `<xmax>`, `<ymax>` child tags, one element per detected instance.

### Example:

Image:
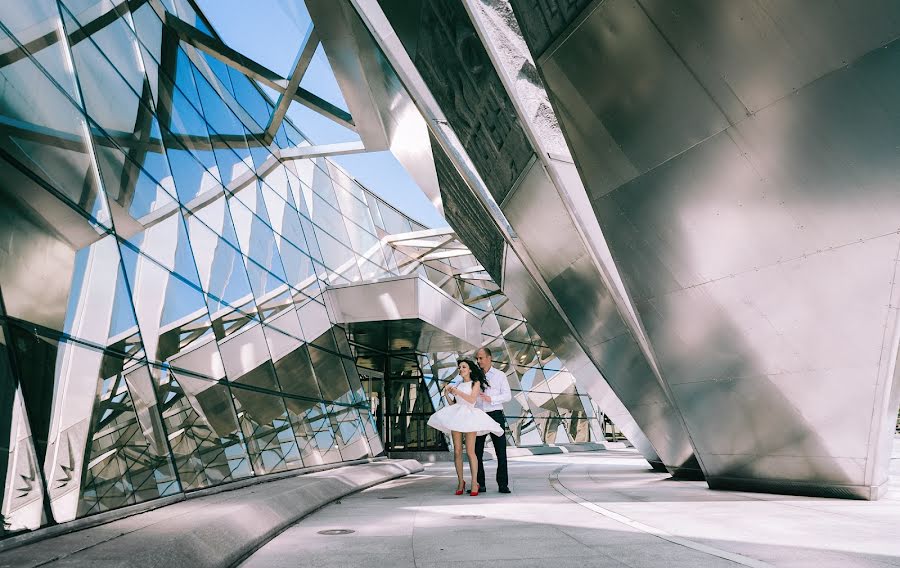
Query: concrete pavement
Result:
<box><xmin>241</xmin><ymin>445</ymin><xmax>900</xmax><ymax>568</ymax></box>
<box><xmin>0</xmin><ymin>459</ymin><xmax>423</xmax><ymax>568</ymax></box>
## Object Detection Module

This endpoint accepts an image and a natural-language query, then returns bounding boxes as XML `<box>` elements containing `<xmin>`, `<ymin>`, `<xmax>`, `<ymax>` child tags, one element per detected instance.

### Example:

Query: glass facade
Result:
<box><xmin>0</xmin><ymin>0</ymin><xmax>617</xmax><ymax>536</ymax></box>
<box><xmin>381</xmin><ymin>233</ymin><xmax>612</xmax><ymax>448</ymax></box>
<box><xmin>0</xmin><ymin>0</ymin><xmax>382</xmax><ymax>534</ymax></box>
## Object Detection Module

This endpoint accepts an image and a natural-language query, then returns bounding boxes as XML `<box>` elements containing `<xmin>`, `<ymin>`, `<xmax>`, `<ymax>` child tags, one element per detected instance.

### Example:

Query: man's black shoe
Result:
<box><xmin>498</xmin><ymin>487</ymin><xmax>511</xmax><ymax>494</ymax></box>
<box><xmin>479</xmin><ymin>487</ymin><xmax>487</xmax><ymax>492</ymax></box>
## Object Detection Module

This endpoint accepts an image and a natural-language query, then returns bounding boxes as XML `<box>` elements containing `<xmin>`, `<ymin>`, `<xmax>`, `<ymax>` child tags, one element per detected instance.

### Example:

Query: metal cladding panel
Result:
<box><xmin>564</xmin><ymin>355</ymin><xmax>663</xmax><ymax>469</ymax></box>
<box><xmin>429</xmin><ymin>133</ymin><xmax>505</xmax><ymax>284</ymax></box>
<box><xmin>500</xmin><ymin>155</ymin><xmax>696</xmax><ymax>471</ymax></box>
<box><xmin>306</xmin><ymin>0</ymin><xmax>445</xmax><ymax>216</ymax></box>
<box><xmin>538</xmin><ymin>0</ymin><xmax>730</xmax><ymax>179</ymax></box>
<box><xmin>378</xmin><ymin>0</ymin><xmax>533</xmax><ymax>204</ymax></box>
<box><xmin>324</xmin><ymin>275</ymin><xmax>482</xmax><ymax>351</ymax></box>
<box><xmin>363</xmin><ymin>0</ymin><xmax>694</xmax><ymax>472</ymax></box>
<box><xmin>500</xmin><ymin>247</ymin><xmax>665</xmax><ymax>467</ymax></box>
<box><xmin>534</xmin><ymin>0</ymin><xmax>900</xmax><ymax>496</ymax></box>
<box><xmin>508</xmin><ymin>0</ymin><xmax>594</xmax><ymax>58</ymax></box>
<box><xmin>639</xmin><ymin>0</ymin><xmax>900</xmax><ymax>119</ymax></box>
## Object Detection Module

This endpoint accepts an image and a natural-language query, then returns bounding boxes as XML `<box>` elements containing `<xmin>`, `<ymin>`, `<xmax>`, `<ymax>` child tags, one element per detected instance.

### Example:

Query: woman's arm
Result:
<box><xmin>451</xmin><ymin>382</ymin><xmax>481</xmax><ymax>404</ymax></box>
<box><xmin>443</xmin><ymin>384</ymin><xmax>456</xmax><ymax>405</ymax></box>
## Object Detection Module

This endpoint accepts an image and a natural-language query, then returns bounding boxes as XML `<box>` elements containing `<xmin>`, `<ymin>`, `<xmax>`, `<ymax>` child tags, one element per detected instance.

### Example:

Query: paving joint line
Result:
<box><xmin>549</xmin><ymin>465</ymin><xmax>775</xmax><ymax>568</ymax></box>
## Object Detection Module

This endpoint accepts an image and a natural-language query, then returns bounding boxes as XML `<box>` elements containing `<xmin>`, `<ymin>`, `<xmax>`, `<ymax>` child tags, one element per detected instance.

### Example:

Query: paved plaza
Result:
<box><xmin>243</xmin><ymin>445</ymin><xmax>900</xmax><ymax>568</ymax></box>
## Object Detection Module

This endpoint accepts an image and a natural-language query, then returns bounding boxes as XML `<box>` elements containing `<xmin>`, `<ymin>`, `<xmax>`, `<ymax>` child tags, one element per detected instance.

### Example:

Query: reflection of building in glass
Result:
<box><xmin>380</xmin><ymin>230</ymin><xmax>609</xmax><ymax>449</ymax></box>
<box><xmin>0</xmin><ymin>0</ymin><xmax>614</xmax><ymax>534</ymax></box>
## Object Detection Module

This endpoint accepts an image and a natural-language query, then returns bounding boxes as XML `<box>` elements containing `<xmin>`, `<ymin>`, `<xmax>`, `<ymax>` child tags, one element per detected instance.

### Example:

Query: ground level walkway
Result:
<box><xmin>242</xmin><ymin>447</ymin><xmax>900</xmax><ymax>568</ymax></box>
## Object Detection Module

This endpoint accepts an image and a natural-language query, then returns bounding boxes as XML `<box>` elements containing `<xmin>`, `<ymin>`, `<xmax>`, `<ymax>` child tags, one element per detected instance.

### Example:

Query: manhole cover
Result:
<box><xmin>317</xmin><ymin>529</ymin><xmax>355</xmax><ymax>535</ymax></box>
<box><xmin>452</xmin><ymin>515</ymin><xmax>484</xmax><ymax>520</ymax></box>
<box><xmin>377</xmin><ymin>496</ymin><xmax>401</xmax><ymax>499</ymax></box>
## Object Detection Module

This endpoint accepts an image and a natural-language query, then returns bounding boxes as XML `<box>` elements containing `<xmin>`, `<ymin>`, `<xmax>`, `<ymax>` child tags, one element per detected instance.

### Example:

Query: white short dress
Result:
<box><xmin>427</xmin><ymin>381</ymin><xmax>504</xmax><ymax>436</ymax></box>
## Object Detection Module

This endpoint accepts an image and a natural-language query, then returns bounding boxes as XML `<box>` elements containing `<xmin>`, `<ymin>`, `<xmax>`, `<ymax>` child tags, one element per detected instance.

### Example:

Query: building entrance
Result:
<box><xmin>356</xmin><ymin>351</ymin><xmax>447</xmax><ymax>453</ymax></box>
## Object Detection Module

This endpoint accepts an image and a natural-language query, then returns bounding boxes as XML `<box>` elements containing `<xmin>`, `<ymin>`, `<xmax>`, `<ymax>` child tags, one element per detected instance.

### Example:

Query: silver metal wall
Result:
<box><xmin>348</xmin><ymin>0</ymin><xmax>701</xmax><ymax>475</ymax></box>
<box><xmin>512</xmin><ymin>0</ymin><xmax>900</xmax><ymax>498</ymax></box>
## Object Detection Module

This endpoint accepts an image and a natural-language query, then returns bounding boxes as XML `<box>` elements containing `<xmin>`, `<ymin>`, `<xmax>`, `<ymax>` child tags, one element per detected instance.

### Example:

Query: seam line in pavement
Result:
<box><xmin>549</xmin><ymin>465</ymin><xmax>775</xmax><ymax>568</ymax></box>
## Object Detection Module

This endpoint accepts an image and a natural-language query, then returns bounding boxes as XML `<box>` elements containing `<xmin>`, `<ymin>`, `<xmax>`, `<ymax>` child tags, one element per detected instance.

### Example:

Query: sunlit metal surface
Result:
<box><xmin>352</xmin><ymin>0</ymin><xmax>698</xmax><ymax>475</ymax></box>
<box><xmin>511</xmin><ymin>0</ymin><xmax>900</xmax><ymax>498</ymax></box>
<box><xmin>324</xmin><ymin>274</ymin><xmax>482</xmax><ymax>352</ymax></box>
<box><xmin>304</xmin><ymin>0</ymin><xmax>445</xmax><ymax>218</ymax></box>
<box><xmin>0</xmin><ymin>0</ymin><xmax>627</xmax><ymax>535</ymax></box>
<box><xmin>384</xmin><ymin>229</ymin><xmax>619</xmax><ymax>447</ymax></box>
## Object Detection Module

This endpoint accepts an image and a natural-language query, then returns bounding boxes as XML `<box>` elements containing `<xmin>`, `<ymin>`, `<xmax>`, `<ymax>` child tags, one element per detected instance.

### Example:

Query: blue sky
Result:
<box><xmin>194</xmin><ymin>0</ymin><xmax>447</xmax><ymax>228</ymax></box>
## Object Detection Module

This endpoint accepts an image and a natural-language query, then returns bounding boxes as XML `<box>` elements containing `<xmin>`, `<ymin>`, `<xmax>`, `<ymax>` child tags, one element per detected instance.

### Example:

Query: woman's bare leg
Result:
<box><xmin>452</xmin><ymin>431</ymin><xmax>464</xmax><ymax>490</ymax></box>
<box><xmin>465</xmin><ymin>432</ymin><xmax>479</xmax><ymax>491</ymax></box>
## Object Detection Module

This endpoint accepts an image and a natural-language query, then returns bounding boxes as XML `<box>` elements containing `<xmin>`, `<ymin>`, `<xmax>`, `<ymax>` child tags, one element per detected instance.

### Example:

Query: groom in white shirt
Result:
<box><xmin>474</xmin><ymin>347</ymin><xmax>511</xmax><ymax>493</ymax></box>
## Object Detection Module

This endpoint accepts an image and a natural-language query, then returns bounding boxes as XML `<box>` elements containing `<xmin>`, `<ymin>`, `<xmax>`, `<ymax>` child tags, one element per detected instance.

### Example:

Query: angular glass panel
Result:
<box><xmin>190</xmin><ymin>62</ymin><xmax>255</xmax><ymax>187</ymax></box>
<box><xmin>0</xmin><ymin>325</ymin><xmax>46</xmax><ymax>534</ymax></box>
<box><xmin>378</xmin><ymin>201</ymin><xmax>413</xmax><ymax>234</ymax></box>
<box><xmin>357</xmin><ymin>407</ymin><xmax>380</xmax><ymax>446</ymax></box>
<box><xmin>299</xmin><ymin>215</ymin><xmax>324</xmax><ymax>263</ymax></box>
<box><xmin>230</xmin><ymin>370</ymin><xmax>300</xmax><ymax>475</ymax></box>
<box><xmin>314</xmin><ymin>227</ymin><xmax>360</xmax><ymax>283</ymax></box>
<box><xmin>273</xmin><ymin>344</ymin><xmax>321</xmax><ymax>401</ymax></box>
<box><xmin>184</xmin><ymin>208</ymin><xmax>257</xmax><ymax>316</ymax></box>
<box><xmin>507</xmin><ymin>341</ymin><xmax>539</xmax><ymax>373</ymax></box>
<box><xmin>118</xmin><ymin>244</ymin><xmax>223</xmax><ymax>380</ymax></box>
<box><xmin>226</xmin><ymin>66</ymin><xmax>270</xmax><ymax>130</ymax></box>
<box><xmin>284</xmin><ymin>163</ymin><xmax>312</xmax><ymax>217</ymax></box>
<box><xmin>123</xmin><ymin>209</ymin><xmax>199</xmax><ymax>280</ymax></box>
<box><xmin>277</xmin><ymin>240</ymin><xmax>315</xmax><ymax>292</ymax></box>
<box><xmin>517</xmin><ymin>366</ymin><xmax>543</xmax><ymax>393</ymax></box>
<box><xmin>262</xmin><ymin>307</ymin><xmax>305</xmax><ymax>359</ymax></box>
<box><xmin>294</xmin><ymin>401</ymin><xmax>342</xmax><ymax>465</ymax></box>
<box><xmin>228</xmin><ymin>187</ymin><xmax>290</xmax><ymax>299</ymax></box>
<box><xmin>308</xmin><ymin>342</ymin><xmax>353</xmax><ymax>403</ymax></box>
<box><xmin>337</xmin><ymin>193</ymin><xmax>376</xmax><ymax>239</ymax></box>
<box><xmin>79</xmin><ymin>363</ymin><xmax>180</xmax><ymax>517</ymax></box>
<box><xmin>364</xmin><ymin>192</ymin><xmax>385</xmax><ymax>231</ymax></box>
<box><xmin>0</xmin><ymin>187</ymin><xmax>91</xmax><ymax>333</ymax></box>
<box><xmin>61</xmin><ymin>2</ymin><xmax>144</xmax><ymax>129</ymax></box>
<box><xmin>359</xmin><ymin>258</ymin><xmax>390</xmax><ymax>282</ymax></box>
<box><xmin>218</xmin><ymin>321</ymin><xmax>274</xmax><ymax>387</ymax></box>
<box><xmin>60</xmin><ymin>236</ymin><xmax>131</xmax><ymax>346</ymax></box>
<box><xmin>9</xmin><ymin>329</ymin><xmax>140</xmax><ymax>523</ymax></box>
<box><xmin>310</xmin><ymin>193</ymin><xmax>350</xmax><ymax>244</ymax></box>
<box><xmin>345</xmin><ymin>221</ymin><xmax>383</xmax><ymax>262</ymax></box>
<box><xmin>0</xmin><ymin>33</ymin><xmax>111</xmax><ymax>228</ymax></box>
<box><xmin>328</xmin><ymin>405</ymin><xmax>367</xmax><ymax>459</ymax></box>
<box><xmin>258</xmin><ymin>164</ymin><xmax>293</xmax><ymax>210</ymax></box>
<box><xmin>542</xmin><ymin>356</ymin><xmax>564</xmax><ymax>372</ymax></box>
<box><xmin>165</xmin><ymin>135</ymin><xmax>222</xmax><ymax>205</ymax></box>
<box><xmin>154</xmin><ymin>367</ymin><xmax>252</xmax><ymax>489</ymax></box>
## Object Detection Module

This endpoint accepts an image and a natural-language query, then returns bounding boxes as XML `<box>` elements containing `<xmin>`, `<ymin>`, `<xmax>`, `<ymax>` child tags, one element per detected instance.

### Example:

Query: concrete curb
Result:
<box><xmin>0</xmin><ymin>459</ymin><xmax>423</xmax><ymax>568</ymax></box>
<box><xmin>0</xmin><ymin>457</ymin><xmax>390</xmax><ymax>554</ymax></box>
<box><xmin>501</xmin><ymin>442</ymin><xmax>627</xmax><ymax>458</ymax></box>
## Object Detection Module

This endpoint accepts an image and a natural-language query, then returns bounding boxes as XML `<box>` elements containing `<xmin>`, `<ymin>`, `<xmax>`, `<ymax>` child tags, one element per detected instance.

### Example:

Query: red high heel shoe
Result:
<box><xmin>469</xmin><ymin>483</ymin><xmax>480</xmax><ymax>496</ymax></box>
<box><xmin>455</xmin><ymin>481</ymin><xmax>466</xmax><ymax>496</ymax></box>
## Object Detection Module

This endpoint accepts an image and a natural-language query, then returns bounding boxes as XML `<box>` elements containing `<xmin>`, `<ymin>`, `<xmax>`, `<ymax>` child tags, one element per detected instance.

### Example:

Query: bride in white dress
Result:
<box><xmin>427</xmin><ymin>359</ymin><xmax>504</xmax><ymax>496</ymax></box>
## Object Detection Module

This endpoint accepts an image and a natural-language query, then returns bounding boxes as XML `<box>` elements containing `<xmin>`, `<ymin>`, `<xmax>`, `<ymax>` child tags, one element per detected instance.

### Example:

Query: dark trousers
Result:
<box><xmin>475</xmin><ymin>410</ymin><xmax>508</xmax><ymax>489</ymax></box>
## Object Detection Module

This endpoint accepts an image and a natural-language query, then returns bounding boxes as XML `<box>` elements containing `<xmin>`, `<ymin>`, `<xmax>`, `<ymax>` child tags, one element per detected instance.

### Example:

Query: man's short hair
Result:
<box><xmin>478</xmin><ymin>347</ymin><xmax>493</xmax><ymax>359</ymax></box>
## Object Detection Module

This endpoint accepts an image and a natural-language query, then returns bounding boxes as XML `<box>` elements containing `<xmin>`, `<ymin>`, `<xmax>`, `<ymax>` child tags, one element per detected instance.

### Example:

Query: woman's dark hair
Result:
<box><xmin>457</xmin><ymin>359</ymin><xmax>489</xmax><ymax>392</ymax></box>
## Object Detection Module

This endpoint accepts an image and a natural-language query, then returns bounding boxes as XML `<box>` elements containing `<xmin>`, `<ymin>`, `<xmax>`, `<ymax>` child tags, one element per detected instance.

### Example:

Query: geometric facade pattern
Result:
<box><xmin>385</xmin><ymin>230</ymin><xmax>608</xmax><ymax>448</ymax></box>
<box><xmin>355</xmin><ymin>0</ymin><xmax>900</xmax><ymax>499</ymax></box>
<box><xmin>506</xmin><ymin>0</ymin><xmax>900</xmax><ymax>499</ymax></box>
<box><xmin>0</xmin><ymin>0</ymin><xmax>612</xmax><ymax>535</ymax></box>
<box><xmin>0</xmin><ymin>0</ymin><xmax>382</xmax><ymax>533</ymax></box>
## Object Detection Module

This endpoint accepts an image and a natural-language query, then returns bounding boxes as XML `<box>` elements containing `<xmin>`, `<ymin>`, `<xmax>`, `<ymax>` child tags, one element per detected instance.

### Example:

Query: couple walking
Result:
<box><xmin>427</xmin><ymin>347</ymin><xmax>510</xmax><ymax>496</ymax></box>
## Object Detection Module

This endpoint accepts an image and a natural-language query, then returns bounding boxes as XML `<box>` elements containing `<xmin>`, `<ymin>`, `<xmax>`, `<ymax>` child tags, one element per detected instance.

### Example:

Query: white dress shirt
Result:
<box><xmin>476</xmin><ymin>366</ymin><xmax>511</xmax><ymax>412</ymax></box>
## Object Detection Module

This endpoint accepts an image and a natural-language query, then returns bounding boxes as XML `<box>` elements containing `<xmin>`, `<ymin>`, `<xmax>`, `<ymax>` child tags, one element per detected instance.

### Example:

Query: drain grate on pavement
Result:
<box><xmin>377</xmin><ymin>496</ymin><xmax>401</xmax><ymax>499</ymax></box>
<box><xmin>317</xmin><ymin>529</ymin><xmax>356</xmax><ymax>535</ymax></box>
<box><xmin>452</xmin><ymin>515</ymin><xmax>484</xmax><ymax>520</ymax></box>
